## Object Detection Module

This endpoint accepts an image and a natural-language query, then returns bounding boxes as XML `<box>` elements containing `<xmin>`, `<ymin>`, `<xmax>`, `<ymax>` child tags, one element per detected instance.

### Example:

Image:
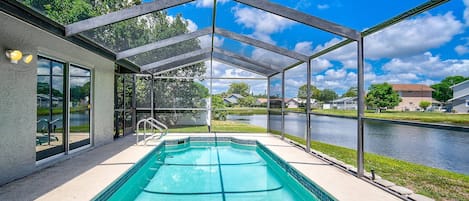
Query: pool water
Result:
<box><xmin>97</xmin><ymin>140</ymin><xmax>332</xmax><ymax>201</ymax></box>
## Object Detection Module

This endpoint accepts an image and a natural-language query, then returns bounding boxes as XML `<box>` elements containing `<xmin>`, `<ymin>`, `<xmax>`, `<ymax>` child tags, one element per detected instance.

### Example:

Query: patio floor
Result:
<box><xmin>0</xmin><ymin>133</ymin><xmax>401</xmax><ymax>201</ymax></box>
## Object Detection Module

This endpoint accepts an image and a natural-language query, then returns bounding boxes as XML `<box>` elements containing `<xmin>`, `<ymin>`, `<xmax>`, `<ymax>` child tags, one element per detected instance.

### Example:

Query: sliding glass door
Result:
<box><xmin>36</xmin><ymin>57</ymin><xmax>92</xmax><ymax>161</ymax></box>
<box><xmin>36</xmin><ymin>57</ymin><xmax>65</xmax><ymax>160</ymax></box>
<box><xmin>69</xmin><ymin>65</ymin><xmax>91</xmax><ymax>150</ymax></box>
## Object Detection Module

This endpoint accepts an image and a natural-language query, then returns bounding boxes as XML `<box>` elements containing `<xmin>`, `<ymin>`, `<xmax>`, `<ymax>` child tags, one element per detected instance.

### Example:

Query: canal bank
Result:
<box><xmin>227</xmin><ymin>113</ymin><xmax>469</xmax><ymax>175</ymax></box>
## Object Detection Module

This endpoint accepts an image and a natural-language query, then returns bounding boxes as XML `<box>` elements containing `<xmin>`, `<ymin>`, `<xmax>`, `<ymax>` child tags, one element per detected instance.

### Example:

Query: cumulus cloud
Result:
<box><xmin>464</xmin><ymin>0</ymin><xmax>469</xmax><ymax>25</ymax></box>
<box><xmin>294</xmin><ymin>41</ymin><xmax>314</xmax><ymax>55</ymax></box>
<box><xmin>199</xmin><ymin>35</ymin><xmax>224</xmax><ymax>49</ymax></box>
<box><xmin>314</xmin><ymin>12</ymin><xmax>463</xmax><ymax>61</ymax></box>
<box><xmin>195</xmin><ymin>0</ymin><xmax>229</xmax><ymax>8</ymax></box>
<box><xmin>455</xmin><ymin>45</ymin><xmax>469</xmax><ymax>55</ymax></box>
<box><xmin>251</xmin><ymin>48</ymin><xmax>297</xmax><ymax>68</ymax></box>
<box><xmin>233</xmin><ymin>6</ymin><xmax>296</xmax><ymax>43</ymax></box>
<box><xmin>365</xmin><ymin>12</ymin><xmax>462</xmax><ymax>59</ymax></box>
<box><xmin>381</xmin><ymin>52</ymin><xmax>469</xmax><ymax>79</ymax></box>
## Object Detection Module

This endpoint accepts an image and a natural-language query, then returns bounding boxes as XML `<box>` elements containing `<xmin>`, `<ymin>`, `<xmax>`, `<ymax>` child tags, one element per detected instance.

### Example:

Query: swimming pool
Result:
<box><xmin>94</xmin><ymin>137</ymin><xmax>336</xmax><ymax>201</ymax></box>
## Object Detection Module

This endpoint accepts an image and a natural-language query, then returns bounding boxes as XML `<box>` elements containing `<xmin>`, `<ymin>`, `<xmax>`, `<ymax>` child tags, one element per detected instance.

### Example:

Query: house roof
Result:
<box><xmin>229</xmin><ymin>94</ymin><xmax>244</xmax><ymax>99</ymax></box>
<box><xmin>224</xmin><ymin>97</ymin><xmax>238</xmax><ymax>104</ymax></box>
<box><xmin>391</xmin><ymin>84</ymin><xmax>433</xmax><ymax>92</ymax></box>
<box><xmin>448</xmin><ymin>93</ymin><xmax>469</xmax><ymax>102</ymax></box>
<box><xmin>449</xmin><ymin>80</ymin><xmax>469</xmax><ymax>89</ymax></box>
<box><xmin>256</xmin><ymin>98</ymin><xmax>268</xmax><ymax>103</ymax></box>
<box><xmin>332</xmin><ymin>97</ymin><xmax>357</xmax><ymax>103</ymax></box>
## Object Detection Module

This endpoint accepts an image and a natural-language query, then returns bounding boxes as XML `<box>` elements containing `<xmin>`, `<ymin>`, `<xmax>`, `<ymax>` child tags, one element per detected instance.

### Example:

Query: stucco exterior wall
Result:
<box><xmin>0</xmin><ymin>12</ymin><xmax>114</xmax><ymax>185</ymax></box>
<box><xmin>394</xmin><ymin>97</ymin><xmax>433</xmax><ymax>111</ymax></box>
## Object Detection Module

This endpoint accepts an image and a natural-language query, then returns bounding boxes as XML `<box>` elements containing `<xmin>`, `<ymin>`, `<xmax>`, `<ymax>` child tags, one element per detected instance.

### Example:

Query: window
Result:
<box><xmin>466</xmin><ymin>99</ymin><xmax>469</xmax><ymax>107</ymax></box>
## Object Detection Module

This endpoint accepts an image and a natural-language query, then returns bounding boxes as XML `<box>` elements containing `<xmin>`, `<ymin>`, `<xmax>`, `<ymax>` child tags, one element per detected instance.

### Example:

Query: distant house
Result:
<box><xmin>224</xmin><ymin>94</ymin><xmax>244</xmax><ymax>105</ymax></box>
<box><xmin>449</xmin><ymin>80</ymin><xmax>469</xmax><ymax>113</ymax></box>
<box><xmin>37</xmin><ymin>94</ymin><xmax>63</xmax><ymax>108</ymax></box>
<box><xmin>391</xmin><ymin>84</ymin><xmax>433</xmax><ymax>111</ymax></box>
<box><xmin>255</xmin><ymin>98</ymin><xmax>268</xmax><ymax>106</ymax></box>
<box><xmin>285</xmin><ymin>98</ymin><xmax>299</xmax><ymax>108</ymax></box>
<box><xmin>327</xmin><ymin>97</ymin><xmax>357</xmax><ymax>110</ymax></box>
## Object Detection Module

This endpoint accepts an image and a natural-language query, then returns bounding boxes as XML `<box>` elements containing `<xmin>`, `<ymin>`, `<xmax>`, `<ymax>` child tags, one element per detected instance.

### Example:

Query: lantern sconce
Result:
<box><xmin>5</xmin><ymin>49</ymin><xmax>33</xmax><ymax>64</ymax></box>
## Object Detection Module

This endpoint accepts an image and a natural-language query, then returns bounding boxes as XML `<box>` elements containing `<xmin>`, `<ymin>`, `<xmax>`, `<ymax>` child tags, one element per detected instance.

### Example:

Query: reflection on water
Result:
<box><xmin>227</xmin><ymin>113</ymin><xmax>469</xmax><ymax>175</ymax></box>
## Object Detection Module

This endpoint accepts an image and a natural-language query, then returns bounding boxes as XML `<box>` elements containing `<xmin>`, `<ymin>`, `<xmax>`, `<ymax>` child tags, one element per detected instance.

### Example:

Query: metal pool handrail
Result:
<box><xmin>136</xmin><ymin>117</ymin><xmax>168</xmax><ymax>145</ymax></box>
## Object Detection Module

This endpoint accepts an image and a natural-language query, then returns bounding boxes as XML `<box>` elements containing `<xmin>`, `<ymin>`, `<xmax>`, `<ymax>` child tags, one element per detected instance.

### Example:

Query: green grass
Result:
<box><xmin>271</xmin><ymin>130</ymin><xmax>469</xmax><ymax>201</ymax></box>
<box><xmin>167</xmin><ymin>120</ymin><xmax>267</xmax><ymax>133</ymax></box>
<box><xmin>224</xmin><ymin>108</ymin><xmax>268</xmax><ymax>115</ymax></box>
<box><xmin>37</xmin><ymin>106</ymin><xmax>88</xmax><ymax>115</ymax></box>
<box><xmin>313</xmin><ymin>109</ymin><xmax>469</xmax><ymax>126</ymax></box>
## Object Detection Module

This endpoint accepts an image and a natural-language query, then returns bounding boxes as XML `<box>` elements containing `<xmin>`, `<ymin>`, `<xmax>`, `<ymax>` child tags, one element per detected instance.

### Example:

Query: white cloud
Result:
<box><xmin>365</xmin><ymin>12</ymin><xmax>462</xmax><ymax>59</ymax></box>
<box><xmin>455</xmin><ymin>45</ymin><xmax>469</xmax><ymax>55</ymax></box>
<box><xmin>294</xmin><ymin>41</ymin><xmax>314</xmax><ymax>55</ymax></box>
<box><xmin>317</xmin><ymin>4</ymin><xmax>330</xmax><ymax>10</ymax></box>
<box><xmin>381</xmin><ymin>52</ymin><xmax>469</xmax><ymax>79</ymax></box>
<box><xmin>199</xmin><ymin>35</ymin><xmax>224</xmax><ymax>49</ymax></box>
<box><xmin>251</xmin><ymin>48</ymin><xmax>296</xmax><ymax>67</ymax></box>
<box><xmin>314</xmin><ymin>12</ymin><xmax>463</xmax><ymax>61</ymax></box>
<box><xmin>195</xmin><ymin>0</ymin><xmax>229</xmax><ymax>8</ymax></box>
<box><xmin>186</xmin><ymin>19</ymin><xmax>198</xmax><ymax>32</ymax></box>
<box><xmin>233</xmin><ymin>6</ymin><xmax>296</xmax><ymax>43</ymax></box>
<box><xmin>464</xmin><ymin>0</ymin><xmax>469</xmax><ymax>25</ymax></box>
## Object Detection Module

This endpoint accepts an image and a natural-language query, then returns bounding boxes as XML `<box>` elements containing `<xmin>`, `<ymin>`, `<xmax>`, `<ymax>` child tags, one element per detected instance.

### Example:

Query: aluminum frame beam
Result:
<box><xmin>213</xmin><ymin>48</ymin><xmax>282</xmax><ymax>72</ymax></box>
<box><xmin>235</xmin><ymin>0</ymin><xmax>360</xmax><ymax>40</ymax></box>
<box><xmin>116</xmin><ymin>28</ymin><xmax>212</xmax><ymax>60</ymax></box>
<box><xmin>65</xmin><ymin>0</ymin><xmax>194</xmax><ymax>36</ymax></box>
<box><xmin>357</xmin><ymin>37</ymin><xmax>365</xmax><ymax>177</ymax></box>
<box><xmin>141</xmin><ymin>48</ymin><xmax>211</xmax><ymax>71</ymax></box>
<box><xmin>212</xmin><ymin>54</ymin><xmax>271</xmax><ymax>77</ymax></box>
<box><xmin>215</xmin><ymin>28</ymin><xmax>309</xmax><ymax>62</ymax></box>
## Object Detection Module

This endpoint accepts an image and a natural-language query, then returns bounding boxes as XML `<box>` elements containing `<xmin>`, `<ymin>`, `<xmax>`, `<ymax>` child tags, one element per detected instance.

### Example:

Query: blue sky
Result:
<box><xmin>160</xmin><ymin>0</ymin><xmax>469</xmax><ymax>98</ymax></box>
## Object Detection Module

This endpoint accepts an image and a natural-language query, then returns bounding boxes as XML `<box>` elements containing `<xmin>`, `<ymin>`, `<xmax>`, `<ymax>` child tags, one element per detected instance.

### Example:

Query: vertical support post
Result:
<box><xmin>132</xmin><ymin>74</ymin><xmax>137</xmax><ymax>131</ymax></box>
<box><xmin>267</xmin><ymin>77</ymin><xmax>271</xmax><ymax>133</ymax></box>
<box><xmin>114</xmin><ymin>74</ymin><xmax>119</xmax><ymax>138</ymax></box>
<box><xmin>122</xmin><ymin>75</ymin><xmax>127</xmax><ymax>133</ymax></box>
<box><xmin>64</xmin><ymin>62</ymin><xmax>70</xmax><ymax>153</ymax></box>
<box><xmin>357</xmin><ymin>36</ymin><xmax>365</xmax><ymax>177</ymax></box>
<box><xmin>150</xmin><ymin>74</ymin><xmax>155</xmax><ymax>119</ymax></box>
<box><xmin>306</xmin><ymin>60</ymin><xmax>312</xmax><ymax>152</ymax></box>
<box><xmin>281</xmin><ymin>71</ymin><xmax>285</xmax><ymax>140</ymax></box>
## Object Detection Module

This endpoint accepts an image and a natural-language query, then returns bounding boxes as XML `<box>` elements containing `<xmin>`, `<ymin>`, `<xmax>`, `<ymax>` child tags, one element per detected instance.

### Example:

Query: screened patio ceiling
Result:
<box><xmin>3</xmin><ymin>0</ymin><xmax>448</xmax><ymax>76</ymax></box>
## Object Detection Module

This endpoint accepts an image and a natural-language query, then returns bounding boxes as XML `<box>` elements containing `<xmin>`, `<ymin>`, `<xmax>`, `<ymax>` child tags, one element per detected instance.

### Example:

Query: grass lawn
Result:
<box><xmin>224</xmin><ymin>108</ymin><xmax>268</xmax><ymax>115</ymax></box>
<box><xmin>168</xmin><ymin>120</ymin><xmax>267</xmax><ymax>133</ymax></box>
<box><xmin>271</xmin><ymin>130</ymin><xmax>469</xmax><ymax>201</ymax></box>
<box><xmin>313</xmin><ymin>109</ymin><xmax>469</xmax><ymax>126</ymax></box>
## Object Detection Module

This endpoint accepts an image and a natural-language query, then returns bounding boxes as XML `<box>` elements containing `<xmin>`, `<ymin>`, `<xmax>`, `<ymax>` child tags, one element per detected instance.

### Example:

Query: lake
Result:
<box><xmin>227</xmin><ymin>113</ymin><xmax>469</xmax><ymax>175</ymax></box>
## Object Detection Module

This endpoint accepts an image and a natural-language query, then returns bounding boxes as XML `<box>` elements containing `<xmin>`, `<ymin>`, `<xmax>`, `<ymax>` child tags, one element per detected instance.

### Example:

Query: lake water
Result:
<box><xmin>227</xmin><ymin>113</ymin><xmax>469</xmax><ymax>175</ymax></box>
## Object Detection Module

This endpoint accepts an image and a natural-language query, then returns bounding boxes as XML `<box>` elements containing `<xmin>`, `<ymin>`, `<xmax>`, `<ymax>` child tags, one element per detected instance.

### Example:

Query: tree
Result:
<box><xmin>419</xmin><ymin>101</ymin><xmax>431</xmax><ymax>111</ymax></box>
<box><xmin>238</xmin><ymin>96</ymin><xmax>256</xmax><ymax>107</ymax></box>
<box><xmin>297</xmin><ymin>84</ymin><xmax>321</xmax><ymax>100</ymax></box>
<box><xmin>319</xmin><ymin>89</ymin><xmax>338</xmax><ymax>102</ymax></box>
<box><xmin>342</xmin><ymin>87</ymin><xmax>357</xmax><ymax>98</ymax></box>
<box><xmin>365</xmin><ymin>83</ymin><xmax>401</xmax><ymax>113</ymax></box>
<box><xmin>227</xmin><ymin>82</ymin><xmax>250</xmax><ymax>97</ymax></box>
<box><xmin>431</xmin><ymin>76</ymin><xmax>469</xmax><ymax>103</ymax></box>
<box><xmin>211</xmin><ymin>95</ymin><xmax>227</xmax><ymax>120</ymax></box>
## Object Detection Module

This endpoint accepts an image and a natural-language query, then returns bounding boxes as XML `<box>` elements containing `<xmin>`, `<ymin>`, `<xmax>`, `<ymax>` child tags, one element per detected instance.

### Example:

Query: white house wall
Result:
<box><xmin>0</xmin><ymin>12</ymin><xmax>115</xmax><ymax>185</ymax></box>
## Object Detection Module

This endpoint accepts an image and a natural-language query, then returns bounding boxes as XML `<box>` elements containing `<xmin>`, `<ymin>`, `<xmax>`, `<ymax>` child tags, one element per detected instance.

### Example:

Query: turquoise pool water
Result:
<box><xmin>95</xmin><ymin>138</ymin><xmax>335</xmax><ymax>201</ymax></box>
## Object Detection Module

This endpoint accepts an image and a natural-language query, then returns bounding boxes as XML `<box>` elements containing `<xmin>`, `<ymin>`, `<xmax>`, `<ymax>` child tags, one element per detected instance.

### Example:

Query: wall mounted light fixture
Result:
<box><xmin>5</xmin><ymin>49</ymin><xmax>34</xmax><ymax>64</ymax></box>
<box><xmin>5</xmin><ymin>50</ymin><xmax>23</xmax><ymax>64</ymax></box>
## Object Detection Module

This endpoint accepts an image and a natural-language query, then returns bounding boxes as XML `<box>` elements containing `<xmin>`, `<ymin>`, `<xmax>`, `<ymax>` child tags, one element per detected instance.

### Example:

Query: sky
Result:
<box><xmin>151</xmin><ymin>0</ymin><xmax>469</xmax><ymax>98</ymax></box>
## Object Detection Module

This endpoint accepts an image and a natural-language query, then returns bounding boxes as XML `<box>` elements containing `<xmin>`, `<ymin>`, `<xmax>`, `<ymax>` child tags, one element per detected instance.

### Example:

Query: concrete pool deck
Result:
<box><xmin>0</xmin><ymin>133</ymin><xmax>402</xmax><ymax>201</ymax></box>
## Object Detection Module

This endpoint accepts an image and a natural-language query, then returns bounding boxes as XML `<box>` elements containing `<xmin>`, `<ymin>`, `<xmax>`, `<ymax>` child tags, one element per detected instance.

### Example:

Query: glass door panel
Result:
<box><xmin>36</xmin><ymin>57</ymin><xmax>65</xmax><ymax>161</ymax></box>
<box><xmin>69</xmin><ymin>65</ymin><xmax>91</xmax><ymax>150</ymax></box>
